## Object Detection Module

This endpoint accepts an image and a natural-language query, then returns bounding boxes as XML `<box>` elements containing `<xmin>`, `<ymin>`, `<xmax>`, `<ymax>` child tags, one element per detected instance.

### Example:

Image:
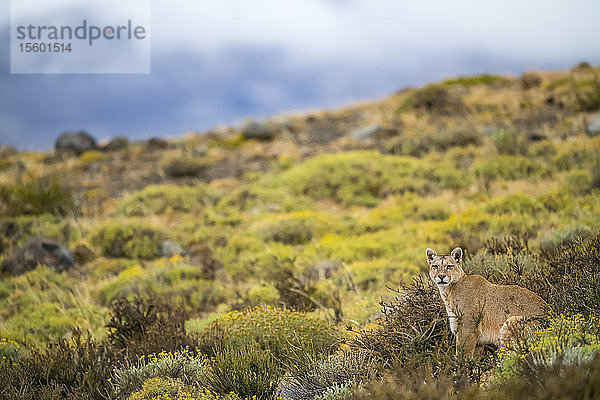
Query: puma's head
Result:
<box><xmin>426</xmin><ymin>247</ymin><xmax>465</xmax><ymax>287</ymax></box>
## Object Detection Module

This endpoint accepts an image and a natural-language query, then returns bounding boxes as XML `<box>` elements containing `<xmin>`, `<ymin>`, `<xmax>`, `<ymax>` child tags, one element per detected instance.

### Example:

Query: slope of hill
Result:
<box><xmin>0</xmin><ymin>64</ymin><xmax>599</xmax><ymax>399</ymax></box>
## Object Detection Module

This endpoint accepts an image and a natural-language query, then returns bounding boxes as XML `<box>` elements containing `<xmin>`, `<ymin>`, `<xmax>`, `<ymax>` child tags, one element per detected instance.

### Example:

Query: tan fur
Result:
<box><xmin>426</xmin><ymin>247</ymin><xmax>550</xmax><ymax>359</ymax></box>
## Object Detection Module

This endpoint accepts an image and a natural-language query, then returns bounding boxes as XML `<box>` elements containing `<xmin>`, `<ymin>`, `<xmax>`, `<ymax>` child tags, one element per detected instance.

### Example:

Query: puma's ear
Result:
<box><xmin>451</xmin><ymin>247</ymin><xmax>463</xmax><ymax>262</ymax></box>
<box><xmin>425</xmin><ymin>248</ymin><xmax>437</xmax><ymax>263</ymax></box>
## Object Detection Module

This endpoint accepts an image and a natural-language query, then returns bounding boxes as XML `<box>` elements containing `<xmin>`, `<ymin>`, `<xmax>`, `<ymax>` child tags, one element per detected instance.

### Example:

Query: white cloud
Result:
<box><xmin>149</xmin><ymin>0</ymin><xmax>600</xmax><ymax>64</ymax></box>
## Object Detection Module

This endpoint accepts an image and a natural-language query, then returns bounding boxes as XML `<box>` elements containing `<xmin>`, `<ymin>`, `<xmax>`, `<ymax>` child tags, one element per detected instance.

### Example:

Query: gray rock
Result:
<box><xmin>242</xmin><ymin>120</ymin><xmax>274</xmax><ymax>141</ymax></box>
<box><xmin>304</xmin><ymin>117</ymin><xmax>343</xmax><ymax>144</ymax></box>
<box><xmin>482</xmin><ymin>126</ymin><xmax>497</xmax><ymax>135</ymax></box>
<box><xmin>148</xmin><ymin>137</ymin><xmax>169</xmax><ymax>149</ymax></box>
<box><xmin>350</xmin><ymin>124</ymin><xmax>385</xmax><ymax>140</ymax></box>
<box><xmin>586</xmin><ymin>115</ymin><xmax>600</xmax><ymax>136</ymax></box>
<box><xmin>1</xmin><ymin>237</ymin><xmax>75</xmax><ymax>275</ymax></box>
<box><xmin>55</xmin><ymin>130</ymin><xmax>97</xmax><ymax>156</ymax></box>
<box><xmin>160</xmin><ymin>240</ymin><xmax>183</xmax><ymax>257</ymax></box>
<box><xmin>73</xmin><ymin>244</ymin><xmax>95</xmax><ymax>265</ymax></box>
<box><xmin>164</xmin><ymin>158</ymin><xmax>208</xmax><ymax>178</ymax></box>
<box><xmin>100</xmin><ymin>136</ymin><xmax>129</xmax><ymax>151</ymax></box>
<box><xmin>521</xmin><ymin>72</ymin><xmax>542</xmax><ymax>90</ymax></box>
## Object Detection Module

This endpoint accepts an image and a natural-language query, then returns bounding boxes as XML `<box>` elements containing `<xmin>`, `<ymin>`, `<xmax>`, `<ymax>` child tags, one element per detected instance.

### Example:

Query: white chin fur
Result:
<box><xmin>437</xmin><ymin>282</ymin><xmax>449</xmax><ymax>287</ymax></box>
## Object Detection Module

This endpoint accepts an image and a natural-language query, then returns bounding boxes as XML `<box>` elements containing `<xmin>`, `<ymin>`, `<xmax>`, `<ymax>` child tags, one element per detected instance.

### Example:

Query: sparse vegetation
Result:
<box><xmin>91</xmin><ymin>222</ymin><xmax>166</xmax><ymax>259</ymax></box>
<box><xmin>0</xmin><ymin>178</ymin><xmax>74</xmax><ymax>216</ymax></box>
<box><xmin>117</xmin><ymin>184</ymin><xmax>217</xmax><ymax>216</ymax></box>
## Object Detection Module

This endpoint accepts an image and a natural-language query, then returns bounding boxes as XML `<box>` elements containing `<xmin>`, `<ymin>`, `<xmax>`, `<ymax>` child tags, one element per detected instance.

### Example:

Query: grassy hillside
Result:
<box><xmin>1</xmin><ymin>64</ymin><xmax>600</xmax><ymax>399</ymax></box>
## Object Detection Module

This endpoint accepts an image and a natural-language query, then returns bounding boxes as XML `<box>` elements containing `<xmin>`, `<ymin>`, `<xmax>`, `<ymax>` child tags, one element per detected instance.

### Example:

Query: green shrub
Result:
<box><xmin>539</xmin><ymin>191</ymin><xmax>570</xmax><ymax>212</ymax></box>
<box><xmin>219</xmin><ymin>233</ymin><xmax>265</xmax><ymax>280</ymax></box>
<box><xmin>351</xmin><ymin>278</ymin><xmax>454</xmax><ymax>368</ymax></box>
<box><xmin>248</xmin><ymin>284</ymin><xmax>280</xmax><ymax>305</ymax></box>
<box><xmin>0</xmin><ymin>266</ymin><xmax>106</xmax><ymax>344</ymax></box>
<box><xmin>202</xmin><ymin>342</ymin><xmax>280</xmax><ymax>399</ymax></box>
<box><xmin>114</xmin><ymin>349</ymin><xmax>206</xmax><ymax>398</ymax></box>
<box><xmin>97</xmin><ymin>264</ymin><xmax>145</xmax><ymax>304</ymax></box>
<box><xmin>492</xmin><ymin>129</ymin><xmax>528</xmax><ymax>155</ymax></box>
<box><xmin>562</xmin><ymin>169</ymin><xmax>592</xmax><ymax>194</ymax></box>
<box><xmin>0</xmin><ymin>179</ymin><xmax>74</xmax><ymax>217</ymax></box>
<box><xmin>591</xmin><ymin>159</ymin><xmax>600</xmax><ymax>189</ymax></box>
<box><xmin>551</xmin><ymin>137</ymin><xmax>600</xmax><ymax>171</ymax></box>
<box><xmin>87</xmin><ymin>257</ymin><xmax>138</xmax><ymax>280</ymax></box>
<box><xmin>127</xmin><ymin>377</ymin><xmax>200</xmax><ymax>400</ymax></box>
<box><xmin>528</xmin><ymin>140</ymin><xmax>557</xmax><ymax>158</ymax></box>
<box><xmin>98</xmin><ymin>261</ymin><xmax>228</xmax><ymax>310</ymax></box>
<box><xmin>418</xmin><ymin>201</ymin><xmax>451</xmax><ymax>221</ymax></box>
<box><xmin>352</xmin><ymin>356</ymin><xmax>600</xmax><ymax>400</ymax></box>
<box><xmin>242</xmin><ymin>251</ymin><xmax>342</xmax><ymax>313</ymax></box>
<box><xmin>3</xmin><ymin>302</ymin><xmax>75</xmax><ymax>342</ymax></box>
<box><xmin>0</xmin><ymin>338</ymin><xmax>21</xmax><ymax>365</ymax></box>
<box><xmin>251</xmin><ymin>210</ymin><xmax>349</xmax><ymax>246</ymax></box>
<box><xmin>474</xmin><ymin>155</ymin><xmax>544</xmax><ymax>182</ymax></box>
<box><xmin>106</xmin><ymin>297</ymin><xmax>199</xmax><ymax>363</ymax></box>
<box><xmin>117</xmin><ymin>184</ymin><xmax>216</xmax><ymax>216</ymax></box>
<box><xmin>491</xmin><ymin>358</ymin><xmax>600</xmax><ymax>400</ymax></box>
<box><xmin>359</xmin><ymin>195</ymin><xmax>450</xmax><ymax>232</ymax></box>
<box><xmin>485</xmin><ymin>194</ymin><xmax>544</xmax><ymax>216</ymax></box>
<box><xmin>539</xmin><ymin>225</ymin><xmax>593</xmax><ymax>254</ymax></box>
<box><xmin>408</xmin><ymin>84</ymin><xmax>467</xmax><ymax>115</ymax></box>
<box><xmin>314</xmin><ymin>381</ymin><xmax>355</xmax><ymax>400</ymax></box>
<box><xmin>261</xmin><ymin>152</ymin><xmax>440</xmax><ymax>207</ymax></box>
<box><xmin>198</xmin><ymin>307</ymin><xmax>341</xmax><ymax>364</ymax></box>
<box><xmin>346</xmin><ymin>260</ymin><xmax>394</xmax><ymax>291</ymax></box>
<box><xmin>0</xmin><ymin>297</ymin><xmax>206</xmax><ymax>400</ymax></box>
<box><xmin>280</xmin><ymin>351</ymin><xmax>378</xmax><ymax>400</ymax></box>
<box><xmin>425</xmin><ymin>167</ymin><xmax>471</xmax><ymax>190</ymax></box>
<box><xmin>257</xmin><ymin>217</ymin><xmax>314</xmax><ymax>245</ymax></box>
<box><xmin>572</xmin><ymin>70</ymin><xmax>600</xmax><ymax>112</ymax></box>
<box><xmin>318</xmin><ymin>232</ymin><xmax>391</xmax><ymax>262</ymax></box>
<box><xmin>213</xmin><ymin>186</ymin><xmax>313</xmax><ymax>217</ymax></box>
<box><xmin>91</xmin><ymin>222</ymin><xmax>166</xmax><ymax>259</ymax></box>
<box><xmin>442</xmin><ymin>74</ymin><xmax>511</xmax><ymax>87</ymax></box>
<box><xmin>261</xmin><ymin>152</ymin><xmax>399</xmax><ymax>206</ymax></box>
<box><xmin>495</xmin><ymin>314</ymin><xmax>600</xmax><ymax>387</ymax></box>
<box><xmin>351</xmin><ymin>371</ymin><xmax>460</xmax><ymax>400</ymax></box>
<box><xmin>539</xmin><ymin>232</ymin><xmax>600</xmax><ymax>315</ymax></box>
<box><xmin>386</xmin><ymin>129</ymin><xmax>482</xmax><ymax>157</ymax></box>
<box><xmin>317</xmin><ymin>226</ymin><xmax>431</xmax><ymax>271</ymax></box>
<box><xmin>359</xmin><ymin>195</ymin><xmax>418</xmax><ymax>232</ymax></box>
<box><xmin>0</xmin><ymin>330</ymin><xmax>117</xmax><ymax>400</ymax></box>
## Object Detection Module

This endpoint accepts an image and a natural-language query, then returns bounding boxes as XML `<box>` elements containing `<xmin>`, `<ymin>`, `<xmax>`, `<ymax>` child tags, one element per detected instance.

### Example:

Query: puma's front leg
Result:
<box><xmin>456</xmin><ymin>325</ymin><xmax>479</xmax><ymax>359</ymax></box>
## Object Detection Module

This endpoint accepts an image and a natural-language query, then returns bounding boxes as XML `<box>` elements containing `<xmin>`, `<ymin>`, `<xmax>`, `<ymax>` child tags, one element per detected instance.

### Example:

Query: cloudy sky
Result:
<box><xmin>1</xmin><ymin>0</ymin><xmax>600</xmax><ymax>150</ymax></box>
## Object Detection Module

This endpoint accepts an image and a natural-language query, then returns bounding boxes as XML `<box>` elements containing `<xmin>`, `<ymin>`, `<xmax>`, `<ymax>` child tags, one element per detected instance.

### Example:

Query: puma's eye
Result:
<box><xmin>432</xmin><ymin>265</ymin><xmax>439</xmax><ymax>270</ymax></box>
<box><xmin>447</xmin><ymin>265</ymin><xmax>454</xmax><ymax>270</ymax></box>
